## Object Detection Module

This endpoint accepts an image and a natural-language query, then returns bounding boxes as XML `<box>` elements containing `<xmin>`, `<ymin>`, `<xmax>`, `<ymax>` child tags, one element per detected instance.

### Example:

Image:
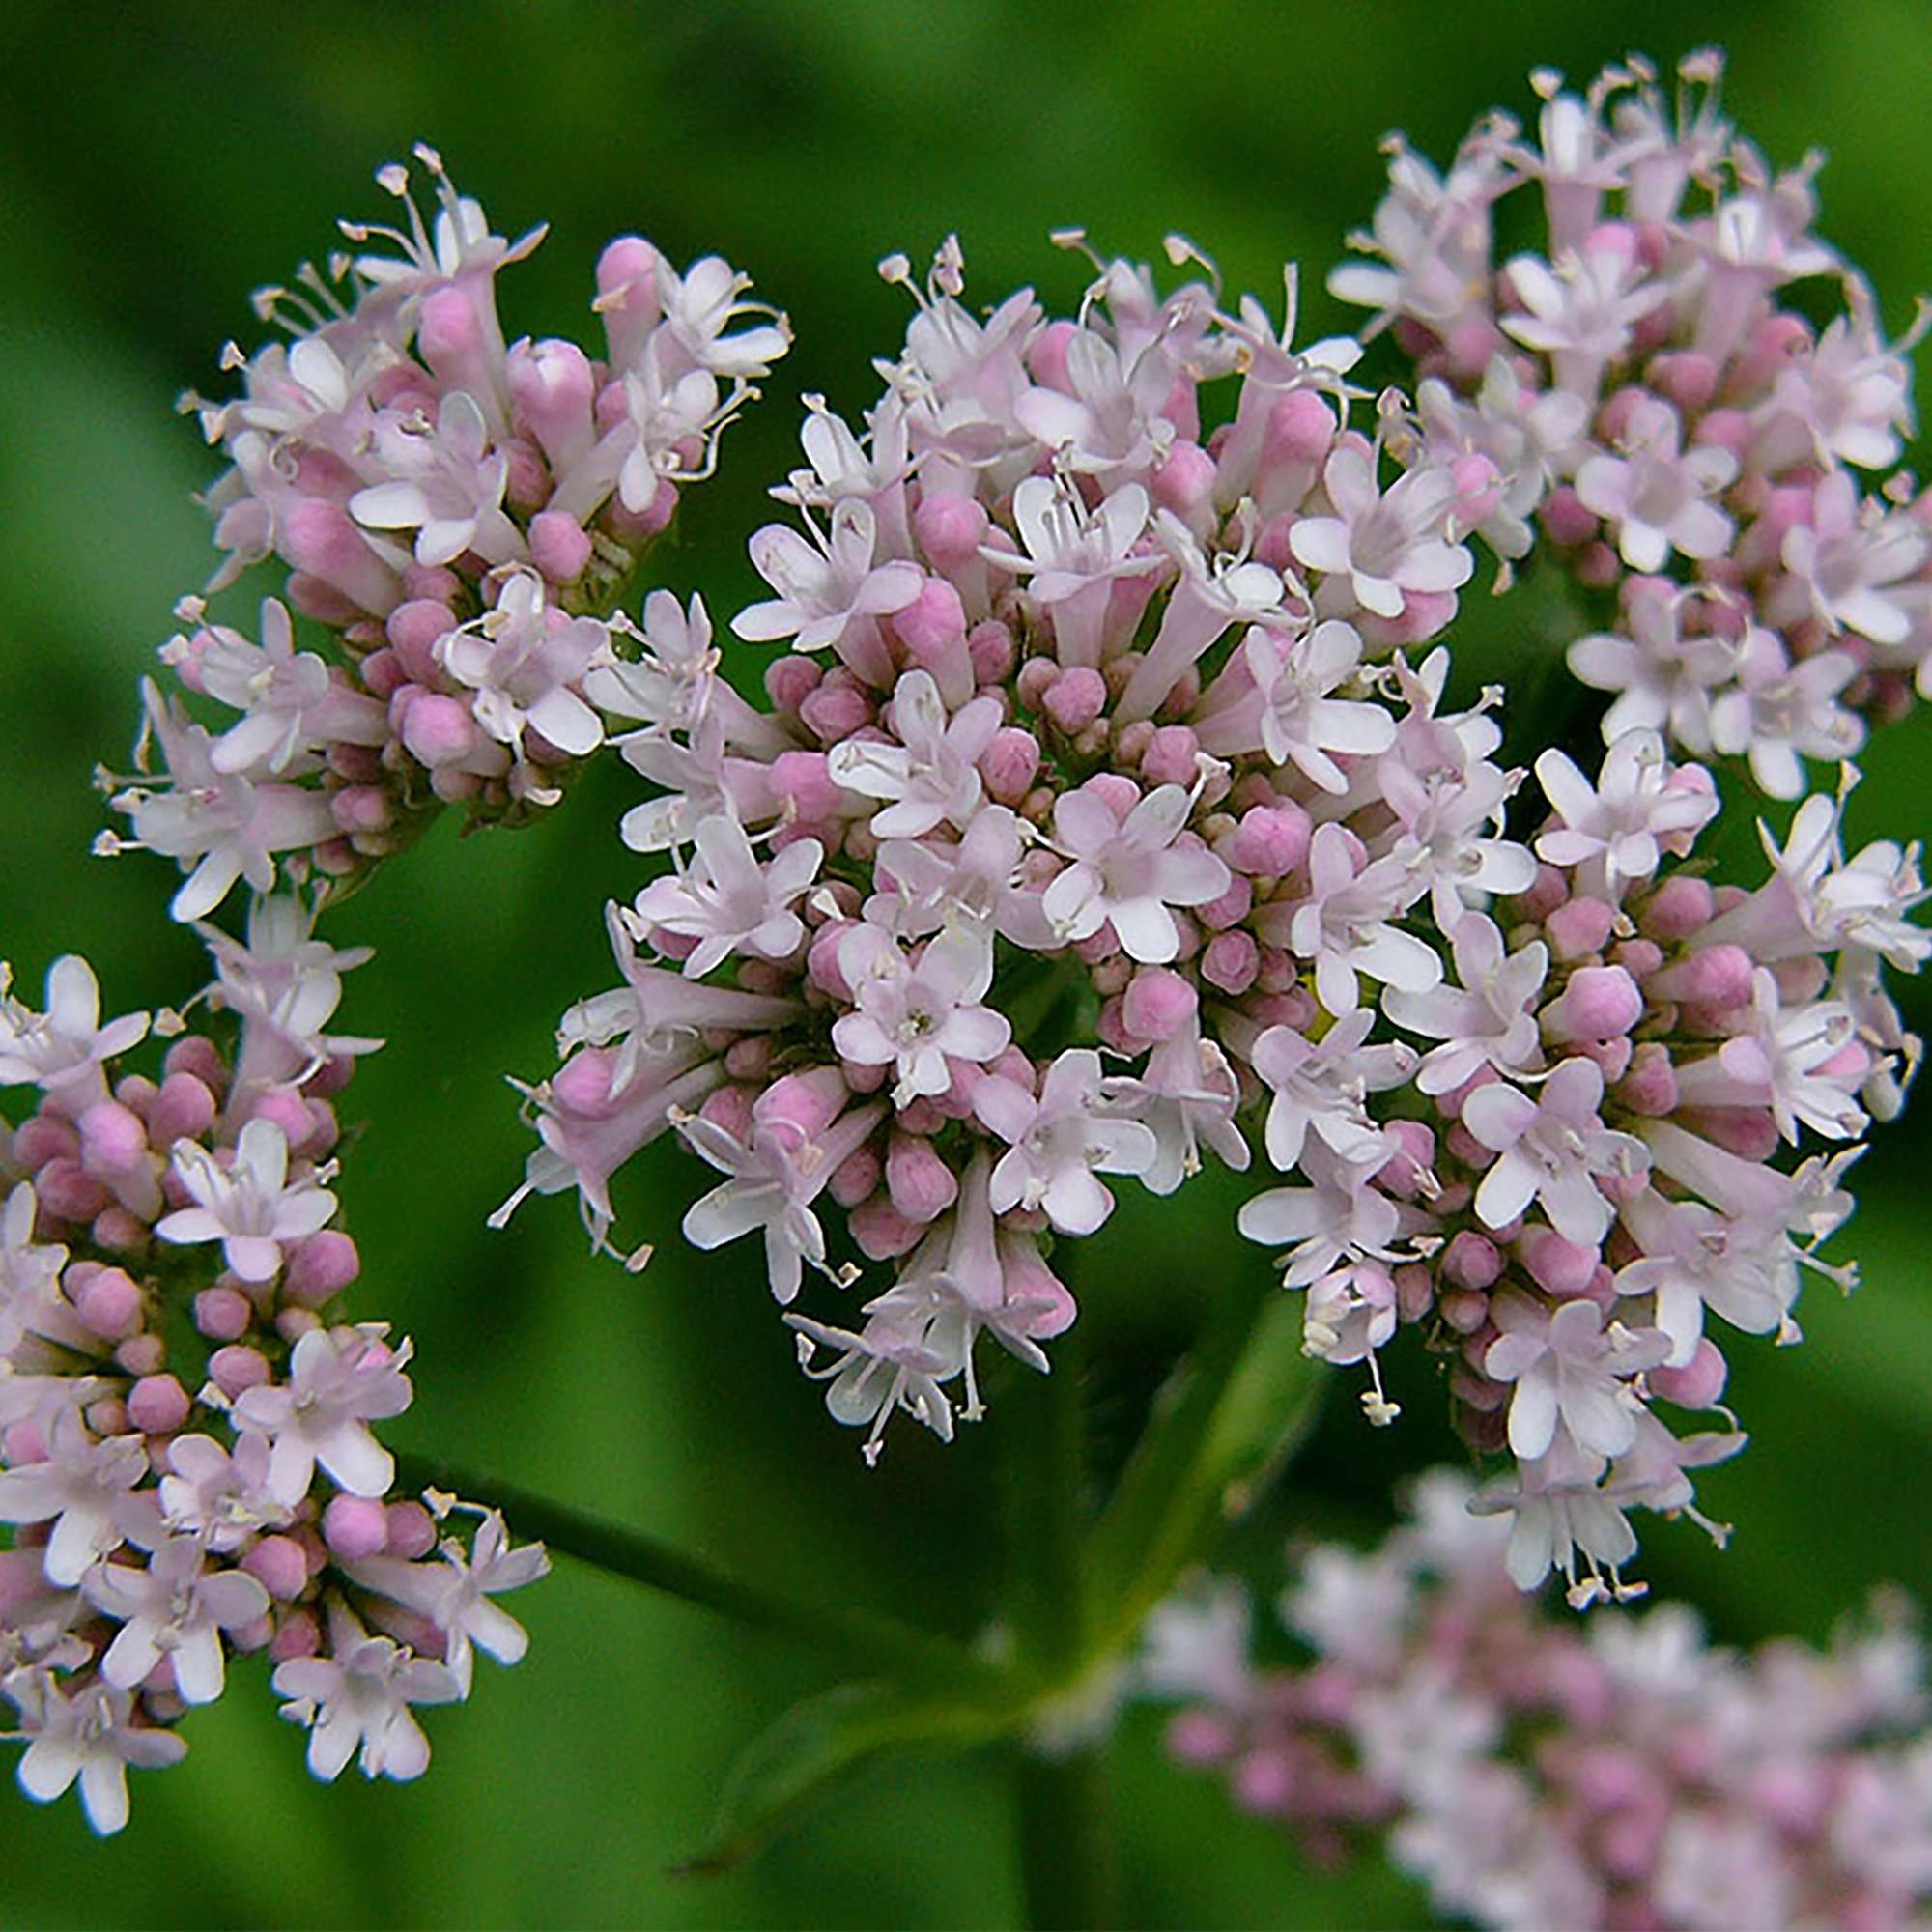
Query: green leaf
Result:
<box><xmin>679</xmin><ymin>1680</ymin><xmax>1015</xmax><ymax>1876</ymax></box>
<box><xmin>1086</xmin><ymin>1284</ymin><xmax>1324</xmax><ymax>1659</ymax></box>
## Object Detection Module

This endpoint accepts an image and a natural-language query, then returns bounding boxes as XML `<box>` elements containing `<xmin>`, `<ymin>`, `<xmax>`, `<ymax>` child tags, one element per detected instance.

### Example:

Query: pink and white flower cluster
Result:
<box><xmin>1146</xmin><ymin>1471</ymin><xmax>1932</xmax><ymax>1931</ymax></box>
<box><xmin>0</xmin><ymin>914</ymin><xmax>543</xmax><ymax>1833</ymax></box>
<box><xmin>499</xmin><ymin>231</ymin><xmax>1921</xmax><ymax>1594</ymax></box>
<box><xmin>109</xmin><ymin>146</ymin><xmax>787</xmax><ymax>918</ymax></box>
<box><xmin>1333</xmin><ymin>52</ymin><xmax>1932</xmax><ymax>797</ymax></box>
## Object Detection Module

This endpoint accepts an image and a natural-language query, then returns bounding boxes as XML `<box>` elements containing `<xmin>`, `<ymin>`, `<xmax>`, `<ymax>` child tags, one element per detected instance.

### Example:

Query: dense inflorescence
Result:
<box><xmin>103</xmin><ymin>146</ymin><xmax>788</xmax><ymax>916</ymax></box>
<box><xmin>498</xmin><ymin>220</ymin><xmax>1922</xmax><ymax>1596</ymax></box>
<box><xmin>1145</xmin><ymin>1472</ymin><xmax>1932</xmax><ymax>1930</ymax></box>
<box><xmin>1332</xmin><ymin>50</ymin><xmax>1932</xmax><ymax>796</ymax></box>
<box><xmin>0</xmin><ymin>909</ymin><xmax>543</xmax><ymax>1833</ymax></box>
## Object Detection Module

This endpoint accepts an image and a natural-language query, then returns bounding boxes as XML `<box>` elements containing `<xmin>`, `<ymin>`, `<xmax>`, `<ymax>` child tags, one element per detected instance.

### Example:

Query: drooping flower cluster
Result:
<box><xmin>0</xmin><ymin>914</ymin><xmax>543</xmax><ymax>1833</ymax></box>
<box><xmin>498</xmin><ymin>230</ymin><xmax>1922</xmax><ymax>1595</ymax></box>
<box><xmin>1144</xmin><ymin>1471</ymin><xmax>1932</xmax><ymax>1931</ymax></box>
<box><xmin>106</xmin><ymin>146</ymin><xmax>788</xmax><ymax>918</ymax></box>
<box><xmin>1332</xmin><ymin>51</ymin><xmax>1932</xmax><ymax>798</ymax></box>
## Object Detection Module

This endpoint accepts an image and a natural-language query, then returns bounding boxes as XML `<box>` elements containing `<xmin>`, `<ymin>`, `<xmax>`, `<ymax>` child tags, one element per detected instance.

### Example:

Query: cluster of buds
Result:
<box><xmin>103</xmin><ymin>146</ymin><xmax>788</xmax><ymax>918</ymax></box>
<box><xmin>0</xmin><ymin>910</ymin><xmax>543</xmax><ymax>1833</ymax></box>
<box><xmin>1334</xmin><ymin>51</ymin><xmax>1932</xmax><ymax>796</ymax></box>
<box><xmin>1144</xmin><ymin>1471</ymin><xmax>1932</xmax><ymax>1931</ymax></box>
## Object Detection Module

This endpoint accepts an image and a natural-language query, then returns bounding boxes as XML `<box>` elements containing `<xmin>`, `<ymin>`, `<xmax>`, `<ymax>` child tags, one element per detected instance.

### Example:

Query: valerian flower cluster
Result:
<box><xmin>499</xmin><ymin>87</ymin><xmax>1923</xmax><ymax>1601</ymax></box>
<box><xmin>1144</xmin><ymin>1472</ymin><xmax>1932</xmax><ymax>1930</ymax></box>
<box><xmin>1332</xmin><ymin>52</ymin><xmax>1932</xmax><ymax>797</ymax></box>
<box><xmin>104</xmin><ymin>144</ymin><xmax>788</xmax><ymax>916</ymax></box>
<box><xmin>0</xmin><ymin>914</ymin><xmax>542</xmax><ymax>1833</ymax></box>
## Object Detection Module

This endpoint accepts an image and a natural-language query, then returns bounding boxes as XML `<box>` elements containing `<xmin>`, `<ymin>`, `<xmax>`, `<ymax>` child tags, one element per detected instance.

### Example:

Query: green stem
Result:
<box><xmin>394</xmin><ymin>1451</ymin><xmax>1005</xmax><ymax>1699</ymax></box>
<box><xmin>1083</xmin><ymin>1277</ymin><xmax>1323</xmax><ymax>1662</ymax></box>
<box><xmin>1003</xmin><ymin>1319</ymin><xmax>1090</xmax><ymax>1678</ymax></box>
<box><xmin>1014</xmin><ymin>1741</ymin><xmax>1120</xmax><ymax>1932</ymax></box>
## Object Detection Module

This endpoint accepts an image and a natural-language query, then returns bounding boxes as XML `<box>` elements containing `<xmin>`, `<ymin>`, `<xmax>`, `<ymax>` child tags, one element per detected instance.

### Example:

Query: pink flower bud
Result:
<box><xmin>1523</xmin><ymin>1229</ymin><xmax>1600</xmax><ymax>1298</ymax></box>
<box><xmin>126</xmin><ymin>1375</ymin><xmax>189</xmax><ymax>1435</ymax></box>
<box><xmin>34</xmin><ymin>1158</ymin><xmax>108</xmax><ymax>1222</ymax></box>
<box><xmin>980</xmin><ymin>726</ymin><xmax>1041</xmax><ymax>806</ymax></box>
<box><xmin>1545</xmin><ymin>895</ymin><xmax>1617</xmax><ymax>960</ymax></box>
<box><xmin>1442</xmin><ymin>1230</ymin><xmax>1503</xmax><ymax>1291</ymax></box>
<box><xmin>799</xmin><ymin>678</ymin><xmax>874</xmax><ymax>744</ymax></box>
<box><xmin>1615</xmin><ymin>1041</ymin><xmax>1680</xmax><ymax>1116</ymax></box>
<box><xmin>1651</xmin><ymin>944</ymin><xmax>1754</xmax><ymax>1009</ymax></box>
<box><xmin>77</xmin><ymin>1101</ymin><xmax>147</xmax><ymax>1179</ymax></box>
<box><xmin>385</xmin><ymin>1502</ymin><xmax>440</xmax><ymax>1561</ymax></box>
<box><xmin>914</xmin><ymin>493</ymin><xmax>990</xmax><ymax>573</ymax></box>
<box><xmin>1043</xmin><ymin>666</ymin><xmax>1107</xmax><ymax>733</ymax></box>
<box><xmin>397</xmin><ymin>690</ymin><xmax>479</xmax><ymax>768</ymax></box>
<box><xmin>828</xmin><ymin>1143</ymin><xmax>881</xmax><ymax>1208</ymax></box>
<box><xmin>755</xmin><ymin>1066</ymin><xmax>850</xmax><ymax>1140</ymax></box>
<box><xmin>764</xmin><ymin>653</ymin><xmax>822</xmax><ymax>715</ymax></box>
<box><xmin>283</xmin><ymin>1231</ymin><xmax>360</xmax><ymax>1307</ymax></box>
<box><xmin>1227</xmin><ymin>803</ymin><xmax>1311</xmax><ymax>879</ymax></box>
<box><xmin>1027</xmin><ymin>319</ymin><xmax>1077</xmax><ymax>390</ymax></box>
<box><xmin>1649</xmin><ymin>1338</ymin><xmax>1728</xmax><ymax>1409</ymax></box>
<box><xmin>850</xmin><ymin>1196</ymin><xmax>922</xmax><ymax>1259</ymax></box>
<box><xmin>72</xmin><ymin>1264</ymin><xmax>143</xmax><ymax>1342</ymax></box>
<box><xmin>529</xmin><ymin>510</ymin><xmax>593</xmax><ymax>584</ymax></box>
<box><xmin>13</xmin><ymin>1114</ymin><xmax>78</xmax><ymax>1172</ymax></box>
<box><xmin>1141</xmin><ymin>724</ymin><xmax>1202</xmax><ymax>788</ymax></box>
<box><xmin>193</xmin><ymin>1288</ymin><xmax>253</xmax><ymax>1343</ymax></box>
<box><xmin>967</xmin><ymin>618</ymin><xmax>1016</xmax><ymax>687</ymax></box>
<box><xmin>323</xmin><ymin>1494</ymin><xmax>391</xmax><ymax>1563</ymax></box>
<box><xmin>1151</xmin><ymin>440</ymin><xmax>1218</xmax><ymax>525</ymax></box>
<box><xmin>1200</xmin><ymin>930</ymin><xmax>1260</xmax><ymax>995</ymax></box>
<box><xmin>1122</xmin><ymin>968</ymin><xmax>1198</xmax><ymax>1043</ymax></box>
<box><xmin>885</xmin><ymin>1135</ymin><xmax>959</xmax><ymax>1224</ymax></box>
<box><xmin>245</xmin><ymin>1537</ymin><xmax>312</xmax><ymax>1605</ymax></box>
<box><xmin>209</xmin><ymin>1345</ymin><xmax>272</xmax><ymax>1399</ymax></box>
<box><xmin>1540</xmin><ymin>484</ymin><xmax>1599</xmax><ymax>547</ymax></box>
<box><xmin>1543</xmin><ymin>965</ymin><xmax>1643</xmax><ymax>1042</ymax></box>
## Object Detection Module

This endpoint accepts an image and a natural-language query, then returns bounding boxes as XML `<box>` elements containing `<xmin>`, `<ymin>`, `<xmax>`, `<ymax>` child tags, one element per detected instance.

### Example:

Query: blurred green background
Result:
<box><xmin>2</xmin><ymin>4</ymin><xmax>1930</xmax><ymax>1925</ymax></box>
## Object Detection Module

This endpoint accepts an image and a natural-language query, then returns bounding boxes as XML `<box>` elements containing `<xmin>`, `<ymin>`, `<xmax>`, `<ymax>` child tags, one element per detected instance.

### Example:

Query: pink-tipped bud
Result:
<box><xmin>1027</xmin><ymin>319</ymin><xmax>1077</xmax><ymax>391</ymax></box>
<box><xmin>967</xmin><ymin>618</ymin><xmax>1016</xmax><ymax>688</ymax></box>
<box><xmin>13</xmin><ymin>1114</ymin><xmax>78</xmax><ymax>1173</ymax></box>
<box><xmin>850</xmin><ymin>1196</ymin><xmax>923</xmax><ymax>1260</ymax></box>
<box><xmin>397</xmin><ymin>690</ymin><xmax>478</xmax><ymax>768</ymax></box>
<box><xmin>1267</xmin><ymin>386</ymin><xmax>1339</xmax><ymax>469</ymax></box>
<box><xmin>1543</xmin><ymin>965</ymin><xmax>1643</xmax><ymax>1043</ymax></box>
<box><xmin>1651</xmin><ymin>943</ymin><xmax>1754</xmax><ymax>1010</ymax></box>
<box><xmin>1141</xmin><ymin>724</ymin><xmax>1202</xmax><ymax>788</ymax></box>
<box><xmin>1649</xmin><ymin>1338</ymin><xmax>1728</xmax><ymax>1409</ymax></box>
<box><xmin>390</xmin><ymin>603</ymin><xmax>458</xmax><ymax>688</ymax></box>
<box><xmin>193</xmin><ymin>1287</ymin><xmax>253</xmax><ymax>1343</ymax></box>
<box><xmin>322</xmin><ymin>1494</ymin><xmax>391</xmax><ymax>1563</ymax></box>
<box><xmin>244</xmin><ymin>1536</ymin><xmax>312</xmax><ymax>1604</ymax></box>
<box><xmin>1122</xmin><ymin>968</ymin><xmax>1198</xmax><ymax>1044</ymax></box>
<box><xmin>755</xmin><ymin>1066</ymin><xmax>850</xmax><ymax>1141</ymax></box>
<box><xmin>72</xmin><ymin>1264</ymin><xmax>143</xmax><ymax>1342</ymax></box>
<box><xmin>529</xmin><ymin>509</ymin><xmax>593</xmax><ymax>584</ymax></box>
<box><xmin>980</xmin><ymin>727</ymin><xmax>1041</xmax><ymax>805</ymax></box>
<box><xmin>77</xmin><ymin>1101</ymin><xmax>147</xmax><ymax>1179</ymax></box>
<box><xmin>1200</xmin><ymin>929</ymin><xmax>1260</xmax><ymax>995</ymax></box>
<box><xmin>284</xmin><ymin>498</ymin><xmax>400</xmax><ymax>617</ymax></box>
<box><xmin>1615</xmin><ymin>1041</ymin><xmax>1681</xmax><ymax>1115</ymax></box>
<box><xmin>208</xmin><ymin>1345</ymin><xmax>271</xmax><ymax>1399</ymax></box>
<box><xmin>385</xmin><ymin>1501</ymin><xmax>439</xmax><ymax>1561</ymax></box>
<box><xmin>1151</xmin><ymin>440</ymin><xmax>1218</xmax><ymax>526</ymax></box>
<box><xmin>828</xmin><ymin>1143</ymin><xmax>881</xmax><ymax>1208</ymax></box>
<box><xmin>34</xmin><ymin>1158</ymin><xmax>108</xmax><ymax>1223</ymax></box>
<box><xmin>1442</xmin><ymin>1230</ymin><xmax>1503</xmax><ymax>1291</ymax></box>
<box><xmin>1043</xmin><ymin>666</ymin><xmax>1107</xmax><ymax>733</ymax></box>
<box><xmin>885</xmin><ymin>1135</ymin><xmax>959</xmax><ymax>1224</ymax></box>
<box><xmin>764</xmin><ymin>654</ymin><xmax>822</xmax><ymax>716</ymax></box>
<box><xmin>1524</xmin><ymin>1229</ymin><xmax>1600</xmax><ymax>1298</ymax></box>
<box><xmin>913</xmin><ymin>491</ymin><xmax>991</xmax><ymax>574</ymax></box>
<box><xmin>1544</xmin><ymin>895</ymin><xmax>1617</xmax><ymax>960</ymax></box>
<box><xmin>798</xmin><ymin>678</ymin><xmax>874</xmax><ymax>745</ymax></box>
<box><xmin>1226</xmin><ymin>803</ymin><xmax>1311</xmax><ymax>879</ymax></box>
<box><xmin>1539</xmin><ymin>484</ymin><xmax>1599</xmax><ymax>548</ymax></box>
<box><xmin>127</xmin><ymin>1374</ymin><xmax>189</xmax><ymax>1436</ymax></box>
<box><xmin>283</xmin><ymin>1231</ymin><xmax>360</xmax><ymax>1308</ymax></box>
<box><xmin>1642</xmin><ymin>873</ymin><xmax>1716</xmax><ymax>942</ymax></box>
